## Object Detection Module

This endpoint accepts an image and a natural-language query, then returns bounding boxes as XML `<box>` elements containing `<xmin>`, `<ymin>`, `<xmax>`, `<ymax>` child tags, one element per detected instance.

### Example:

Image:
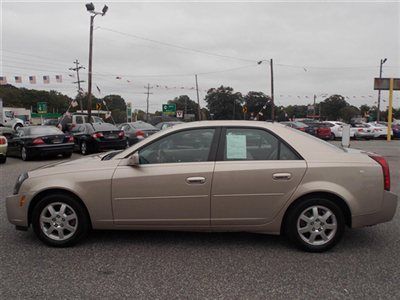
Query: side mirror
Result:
<box><xmin>128</xmin><ymin>152</ymin><xmax>140</xmax><ymax>166</ymax></box>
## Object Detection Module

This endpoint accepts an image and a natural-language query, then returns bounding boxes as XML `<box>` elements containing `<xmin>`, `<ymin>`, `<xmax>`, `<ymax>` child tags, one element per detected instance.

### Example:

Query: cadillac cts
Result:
<box><xmin>6</xmin><ymin>121</ymin><xmax>398</xmax><ymax>252</ymax></box>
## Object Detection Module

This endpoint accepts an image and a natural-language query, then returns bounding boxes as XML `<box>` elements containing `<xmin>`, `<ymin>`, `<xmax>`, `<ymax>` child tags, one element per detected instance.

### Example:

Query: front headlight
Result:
<box><xmin>13</xmin><ymin>172</ymin><xmax>29</xmax><ymax>195</ymax></box>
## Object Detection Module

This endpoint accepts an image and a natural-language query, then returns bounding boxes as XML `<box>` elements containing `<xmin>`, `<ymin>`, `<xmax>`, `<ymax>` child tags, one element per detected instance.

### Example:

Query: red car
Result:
<box><xmin>307</xmin><ymin>122</ymin><xmax>332</xmax><ymax>140</ymax></box>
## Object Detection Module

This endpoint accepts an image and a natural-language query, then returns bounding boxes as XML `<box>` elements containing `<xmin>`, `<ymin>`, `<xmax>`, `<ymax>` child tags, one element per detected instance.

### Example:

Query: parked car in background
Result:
<box><xmin>306</xmin><ymin>122</ymin><xmax>332</xmax><ymax>140</ymax></box>
<box><xmin>0</xmin><ymin>134</ymin><xmax>7</xmax><ymax>163</ymax></box>
<box><xmin>6</xmin><ymin>126</ymin><xmax>74</xmax><ymax>161</ymax></box>
<box><xmin>119</xmin><ymin>121</ymin><xmax>159</xmax><ymax>146</ymax></box>
<box><xmin>6</xmin><ymin>121</ymin><xmax>397</xmax><ymax>252</ymax></box>
<box><xmin>155</xmin><ymin>121</ymin><xmax>184</xmax><ymax>130</ymax></box>
<box><xmin>43</xmin><ymin>118</ymin><xmax>59</xmax><ymax>126</ymax></box>
<box><xmin>71</xmin><ymin>123</ymin><xmax>126</xmax><ymax>155</ymax></box>
<box><xmin>350</xmin><ymin>123</ymin><xmax>375</xmax><ymax>140</ymax></box>
<box><xmin>323</xmin><ymin>121</ymin><xmax>356</xmax><ymax>140</ymax></box>
<box><xmin>367</xmin><ymin>122</ymin><xmax>393</xmax><ymax>139</ymax></box>
<box><xmin>59</xmin><ymin>113</ymin><xmax>104</xmax><ymax>132</ymax></box>
<box><xmin>392</xmin><ymin>124</ymin><xmax>400</xmax><ymax>139</ymax></box>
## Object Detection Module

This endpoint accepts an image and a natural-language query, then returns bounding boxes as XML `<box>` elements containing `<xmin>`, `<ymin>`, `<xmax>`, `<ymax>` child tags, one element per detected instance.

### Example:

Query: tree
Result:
<box><xmin>320</xmin><ymin>95</ymin><xmax>348</xmax><ymax>120</ymax></box>
<box><xmin>339</xmin><ymin>105</ymin><xmax>360</xmax><ymax>123</ymax></box>
<box><xmin>243</xmin><ymin>91</ymin><xmax>271</xmax><ymax>120</ymax></box>
<box><xmin>205</xmin><ymin>86</ymin><xmax>243</xmax><ymax>120</ymax></box>
<box><xmin>284</xmin><ymin>105</ymin><xmax>308</xmax><ymax>120</ymax></box>
<box><xmin>168</xmin><ymin>95</ymin><xmax>200</xmax><ymax>120</ymax></box>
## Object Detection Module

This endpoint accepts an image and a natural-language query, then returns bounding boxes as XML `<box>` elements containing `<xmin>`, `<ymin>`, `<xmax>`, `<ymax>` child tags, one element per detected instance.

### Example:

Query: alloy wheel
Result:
<box><xmin>296</xmin><ymin>205</ymin><xmax>337</xmax><ymax>246</ymax></box>
<box><xmin>39</xmin><ymin>202</ymin><xmax>78</xmax><ymax>241</ymax></box>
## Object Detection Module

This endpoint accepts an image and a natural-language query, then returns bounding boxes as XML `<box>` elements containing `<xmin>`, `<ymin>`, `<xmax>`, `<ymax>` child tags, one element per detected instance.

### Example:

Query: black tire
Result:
<box><xmin>0</xmin><ymin>155</ymin><xmax>6</xmax><ymax>164</ymax></box>
<box><xmin>31</xmin><ymin>193</ymin><xmax>90</xmax><ymax>247</ymax></box>
<box><xmin>285</xmin><ymin>198</ymin><xmax>345</xmax><ymax>252</ymax></box>
<box><xmin>330</xmin><ymin>133</ymin><xmax>336</xmax><ymax>140</ymax></box>
<box><xmin>62</xmin><ymin>152</ymin><xmax>72</xmax><ymax>158</ymax></box>
<box><xmin>21</xmin><ymin>146</ymin><xmax>32</xmax><ymax>161</ymax></box>
<box><xmin>80</xmin><ymin>141</ymin><xmax>90</xmax><ymax>155</ymax></box>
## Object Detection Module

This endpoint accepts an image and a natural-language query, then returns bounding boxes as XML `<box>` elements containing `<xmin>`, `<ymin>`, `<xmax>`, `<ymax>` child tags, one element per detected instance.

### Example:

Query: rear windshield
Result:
<box><xmin>28</xmin><ymin>126</ymin><xmax>63</xmax><ymax>136</ymax></box>
<box><xmin>91</xmin><ymin>123</ymin><xmax>118</xmax><ymax>131</ymax></box>
<box><xmin>131</xmin><ymin>122</ymin><xmax>156</xmax><ymax>130</ymax></box>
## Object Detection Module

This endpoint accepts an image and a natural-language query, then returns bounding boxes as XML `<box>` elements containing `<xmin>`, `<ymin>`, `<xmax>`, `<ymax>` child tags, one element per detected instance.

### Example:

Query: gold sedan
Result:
<box><xmin>6</xmin><ymin>121</ymin><xmax>398</xmax><ymax>252</ymax></box>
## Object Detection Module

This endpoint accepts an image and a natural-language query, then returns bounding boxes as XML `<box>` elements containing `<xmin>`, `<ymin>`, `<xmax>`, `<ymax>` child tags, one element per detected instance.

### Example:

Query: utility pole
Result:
<box><xmin>233</xmin><ymin>100</ymin><xmax>236</xmax><ymax>120</ymax></box>
<box><xmin>69</xmin><ymin>59</ymin><xmax>85</xmax><ymax>112</ymax></box>
<box><xmin>313</xmin><ymin>94</ymin><xmax>317</xmax><ymax>118</ymax></box>
<box><xmin>270</xmin><ymin>59</ymin><xmax>275</xmax><ymax>122</ymax></box>
<box><xmin>144</xmin><ymin>84</ymin><xmax>153</xmax><ymax>122</ymax></box>
<box><xmin>377</xmin><ymin>58</ymin><xmax>387</xmax><ymax>121</ymax></box>
<box><xmin>195</xmin><ymin>74</ymin><xmax>201</xmax><ymax>121</ymax></box>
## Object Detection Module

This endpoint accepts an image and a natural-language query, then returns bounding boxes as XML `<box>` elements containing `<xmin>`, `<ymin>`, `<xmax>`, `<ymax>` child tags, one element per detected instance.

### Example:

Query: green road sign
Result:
<box><xmin>162</xmin><ymin>103</ymin><xmax>176</xmax><ymax>115</ymax></box>
<box><xmin>37</xmin><ymin>102</ymin><xmax>47</xmax><ymax>114</ymax></box>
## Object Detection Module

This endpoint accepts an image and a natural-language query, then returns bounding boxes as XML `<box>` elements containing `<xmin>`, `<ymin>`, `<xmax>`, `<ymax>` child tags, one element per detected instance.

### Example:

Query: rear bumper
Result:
<box><xmin>27</xmin><ymin>143</ymin><xmax>74</xmax><ymax>156</ymax></box>
<box><xmin>352</xmin><ymin>190</ymin><xmax>398</xmax><ymax>228</ymax></box>
<box><xmin>96</xmin><ymin>139</ymin><xmax>126</xmax><ymax>151</ymax></box>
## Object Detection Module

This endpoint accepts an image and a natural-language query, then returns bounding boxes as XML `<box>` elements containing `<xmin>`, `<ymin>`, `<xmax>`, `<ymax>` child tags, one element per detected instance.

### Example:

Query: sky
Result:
<box><xmin>1</xmin><ymin>0</ymin><xmax>400</xmax><ymax>112</ymax></box>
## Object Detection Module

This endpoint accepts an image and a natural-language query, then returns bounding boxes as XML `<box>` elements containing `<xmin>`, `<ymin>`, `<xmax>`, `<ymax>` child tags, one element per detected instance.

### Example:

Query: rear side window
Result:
<box><xmin>222</xmin><ymin>128</ymin><xmax>300</xmax><ymax>161</ymax></box>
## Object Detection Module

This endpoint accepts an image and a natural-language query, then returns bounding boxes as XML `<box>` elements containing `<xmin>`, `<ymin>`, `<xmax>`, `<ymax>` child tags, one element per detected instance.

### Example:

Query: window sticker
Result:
<box><xmin>226</xmin><ymin>134</ymin><xmax>247</xmax><ymax>159</ymax></box>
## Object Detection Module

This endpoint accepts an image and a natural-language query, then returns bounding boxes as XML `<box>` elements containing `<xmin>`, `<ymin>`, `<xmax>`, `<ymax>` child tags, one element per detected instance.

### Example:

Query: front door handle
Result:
<box><xmin>186</xmin><ymin>177</ymin><xmax>206</xmax><ymax>184</ymax></box>
<box><xmin>272</xmin><ymin>173</ymin><xmax>292</xmax><ymax>180</ymax></box>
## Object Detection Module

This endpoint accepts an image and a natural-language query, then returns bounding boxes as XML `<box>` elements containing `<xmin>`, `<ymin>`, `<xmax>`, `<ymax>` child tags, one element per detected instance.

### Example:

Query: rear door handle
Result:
<box><xmin>272</xmin><ymin>173</ymin><xmax>292</xmax><ymax>180</ymax></box>
<box><xmin>186</xmin><ymin>177</ymin><xmax>206</xmax><ymax>184</ymax></box>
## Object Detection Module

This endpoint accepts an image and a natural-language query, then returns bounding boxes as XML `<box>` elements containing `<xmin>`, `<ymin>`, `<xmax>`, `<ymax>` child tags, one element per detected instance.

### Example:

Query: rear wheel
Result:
<box><xmin>32</xmin><ymin>193</ymin><xmax>90</xmax><ymax>247</ymax></box>
<box><xmin>330</xmin><ymin>133</ymin><xmax>336</xmax><ymax>140</ymax></box>
<box><xmin>0</xmin><ymin>155</ymin><xmax>6</xmax><ymax>164</ymax></box>
<box><xmin>21</xmin><ymin>146</ymin><xmax>32</xmax><ymax>161</ymax></box>
<box><xmin>285</xmin><ymin>198</ymin><xmax>345</xmax><ymax>252</ymax></box>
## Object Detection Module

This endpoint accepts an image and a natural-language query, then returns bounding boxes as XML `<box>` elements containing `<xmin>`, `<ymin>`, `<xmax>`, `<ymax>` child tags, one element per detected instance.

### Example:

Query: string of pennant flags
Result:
<box><xmin>0</xmin><ymin>75</ymin><xmax>63</xmax><ymax>85</ymax></box>
<box><xmin>1</xmin><ymin>74</ymin><xmax>399</xmax><ymax>101</ymax></box>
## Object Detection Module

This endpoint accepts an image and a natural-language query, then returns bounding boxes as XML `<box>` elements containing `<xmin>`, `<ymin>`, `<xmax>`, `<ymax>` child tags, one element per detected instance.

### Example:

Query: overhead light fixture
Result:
<box><xmin>86</xmin><ymin>2</ymin><xmax>95</xmax><ymax>12</ymax></box>
<box><xmin>102</xmin><ymin>5</ymin><xmax>109</xmax><ymax>15</ymax></box>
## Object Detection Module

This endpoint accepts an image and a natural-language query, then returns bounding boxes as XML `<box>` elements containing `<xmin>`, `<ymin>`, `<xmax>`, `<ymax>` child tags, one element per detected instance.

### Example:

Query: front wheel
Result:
<box><xmin>31</xmin><ymin>194</ymin><xmax>90</xmax><ymax>247</ymax></box>
<box><xmin>80</xmin><ymin>141</ymin><xmax>90</xmax><ymax>155</ymax></box>
<box><xmin>285</xmin><ymin>198</ymin><xmax>345</xmax><ymax>252</ymax></box>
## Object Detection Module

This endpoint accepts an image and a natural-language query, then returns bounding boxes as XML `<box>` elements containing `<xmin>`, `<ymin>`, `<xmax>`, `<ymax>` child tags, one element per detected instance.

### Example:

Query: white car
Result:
<box><xmin>367</xmin><ymin>122</ymin><xmax>393</xmax><ymax>138</ymax></box>
<box><xmin>324</xmin><ymin>121</ymin><xmax>356</xmax><ymax>139</ymax></box>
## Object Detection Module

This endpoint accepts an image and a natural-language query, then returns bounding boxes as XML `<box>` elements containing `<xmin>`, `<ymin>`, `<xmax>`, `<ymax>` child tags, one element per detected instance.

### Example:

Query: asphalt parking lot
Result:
<box><xmin>1</xmin><ymin>140</ymin><xmax>399</xmax><ymax>299</ymax></box>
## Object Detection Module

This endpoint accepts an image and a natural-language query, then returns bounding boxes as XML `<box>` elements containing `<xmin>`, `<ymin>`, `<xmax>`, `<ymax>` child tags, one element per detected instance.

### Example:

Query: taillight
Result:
<box><xmin>368</xmin><ymin>153</ymin><xmax>390</xmax><ymax>191</ymax></box>
<box><xmin>298</xmin><ymin>127</ymin><xmax>305</xmax><ymax>132</ymax></box>
<box><xmin>67</xmin><ymin>136</ymin><xmax>74</xmax><ymax>142</ymax></box>
<box><xmin>358</xmin><ymin>129</ymin><xmax>363</xmax><ymax>132</ymax></box>
<box><xmin>32</xmin><ymin>138</ymin><xmax>45</xmax><ymax>145</ymax></box>
<box><xmin>0</xmin><ymin>137</ymin><xmax>6</xmax><ymax>145</ymax></box>
<box><xmin>92</xmin><ymin>132</ymin><xmax>104</xmax><ymax>139</ymax></box>
<box><xmin>135</xmin><ymin>130</ymin><xmax>145</xmax><ymax>137</ymax></box>
<box><xmin>118</xmin><ymin>131</ymin><xmax>124</xmax><ymax>138</ymax></box>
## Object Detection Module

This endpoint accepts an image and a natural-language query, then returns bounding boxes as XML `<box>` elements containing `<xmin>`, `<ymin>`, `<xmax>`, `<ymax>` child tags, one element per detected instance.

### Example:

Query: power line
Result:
<box><xmin>69</xmin><ymin>59</ymin><xmax>86</xmax><ymax>111</ymax></box>
<box><xmin>97</xmin><ymin>26</ymin><xmax>257</xmax><ymax>63</ymax></box>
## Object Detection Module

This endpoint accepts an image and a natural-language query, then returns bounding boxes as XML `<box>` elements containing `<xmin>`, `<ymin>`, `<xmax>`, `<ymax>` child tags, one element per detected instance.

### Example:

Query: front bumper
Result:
<box><xmin>352</xmin><ymin>190</ymin><xmax>398</xmax><ymax>228</ymax></box>
<box><xmin>6</xmin><ymin>193</ymin><xmax>32</xmax><ymax>228</ymax></box>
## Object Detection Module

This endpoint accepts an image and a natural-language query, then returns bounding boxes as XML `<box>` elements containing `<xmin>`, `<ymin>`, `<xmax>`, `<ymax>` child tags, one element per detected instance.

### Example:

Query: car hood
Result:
<box><xmin>28</xmin><ymin>153</ymin><xmax>119</xmax><ymax>178</ymax></box>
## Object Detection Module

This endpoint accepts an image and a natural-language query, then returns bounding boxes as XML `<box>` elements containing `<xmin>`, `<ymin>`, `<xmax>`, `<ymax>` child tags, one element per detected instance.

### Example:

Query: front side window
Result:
<box><xmin>223</xmin><ymin>128</ymin><xmax>299</xmax><ymax>161</ymax></box>
<box><xmin>139</xmin><ymin>128</ymin><xmax>215</xmax><ymax>164</ymax></box>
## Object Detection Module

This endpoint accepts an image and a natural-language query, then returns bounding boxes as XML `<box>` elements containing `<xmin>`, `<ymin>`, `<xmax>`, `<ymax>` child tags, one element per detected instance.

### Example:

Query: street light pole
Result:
<box><xmin>87</xmin><ymin>15</ymin><xmax>94</xmax><ymax>121</ymax></box>
<box><xmin>257</xmin><ymin>59</ymin><xmax>275</xmax><ymax>121</ymax></box>
<box><xmin>85</xmin><ymin>3</ymin><xmax>108</xmax><ymax>122</ymax></box>
<box><xmin>377</xmin><ymin>58</ymin><xmax>387</xmax><ymax>121</ymax></box>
